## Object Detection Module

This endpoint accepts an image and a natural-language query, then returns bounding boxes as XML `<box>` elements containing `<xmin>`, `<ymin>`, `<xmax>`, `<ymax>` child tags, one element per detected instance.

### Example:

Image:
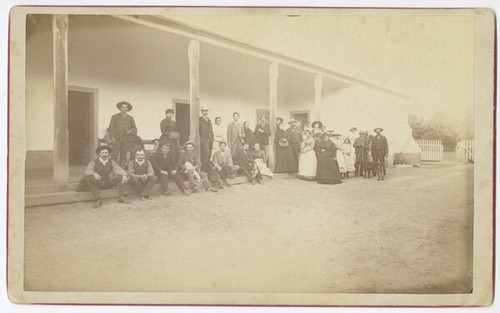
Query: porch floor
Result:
<box><xmin>25</xmin><ymin>165</ymin><xmax>86</xmax><ymax>186</ymax></box>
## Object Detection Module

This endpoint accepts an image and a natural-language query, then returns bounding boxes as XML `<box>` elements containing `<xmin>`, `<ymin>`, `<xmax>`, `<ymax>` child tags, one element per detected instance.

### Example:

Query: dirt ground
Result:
<box><xmin>24</xmin><ymin>160</ymin><xmax>473</xmax><ymax>294</ymax></box>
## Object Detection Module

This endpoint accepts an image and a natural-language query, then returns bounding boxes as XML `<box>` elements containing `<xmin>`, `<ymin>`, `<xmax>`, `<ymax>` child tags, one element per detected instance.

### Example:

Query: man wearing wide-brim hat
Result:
<box><xmin>371</xmin><ymin>127</ymin><xmax>389</xmax><ymax>176</ymax></box>
<box><xmin>76</xmin><ymin>145</ymin><xmax>131</xmax><ymax>208</ymax></box>
<box><xmin>108</xmin><ymin>101</ymin><xmax>137</xmax><ymax>168</ymax></box>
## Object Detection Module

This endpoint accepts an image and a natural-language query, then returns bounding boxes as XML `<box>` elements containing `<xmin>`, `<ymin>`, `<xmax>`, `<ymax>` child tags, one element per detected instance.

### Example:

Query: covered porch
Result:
<box><xmin>25</xmin><ymin>14</ymin><xmax>356</xmax><ymax>193</ymax></box>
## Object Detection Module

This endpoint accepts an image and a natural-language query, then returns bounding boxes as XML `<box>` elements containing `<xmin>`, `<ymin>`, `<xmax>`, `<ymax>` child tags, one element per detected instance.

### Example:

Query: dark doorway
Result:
<box><xmin>290</xmin><ymin>111</ymin><xmax>310</xmax><ymax>128</ymax></box>
<box><xmin>256</xmin><ymin>109</ymin><xmax>270</xmax><ymax>124</ymax></box>
<box><xmin>175</xmin><ymin>101</ymin><xmax>190</xmax><ymax>145</ymax></box>
<box><xmin>68</xmin><ymin>89</ymin><xmax>96</xmax><ymax>165</ymax></box>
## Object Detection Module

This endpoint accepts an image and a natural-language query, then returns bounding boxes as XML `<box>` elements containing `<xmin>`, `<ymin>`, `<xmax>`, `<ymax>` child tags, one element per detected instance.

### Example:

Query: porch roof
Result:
<box><xmin>113</xmin><ymin>15</ymin><xmax>408</xmax><ymax>100</ymax></box>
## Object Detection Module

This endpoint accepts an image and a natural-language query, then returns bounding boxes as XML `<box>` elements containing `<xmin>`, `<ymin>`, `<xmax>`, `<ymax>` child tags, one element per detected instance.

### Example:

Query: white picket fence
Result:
<box><xmin>416</xmin><ymin>139</ymin><xmax>444</xmax><ymax>161</ymax></box>
<box><xmin>455</xmin><ymin>140</ymin><xmax>474</xmax><ymax>162</ymax></box>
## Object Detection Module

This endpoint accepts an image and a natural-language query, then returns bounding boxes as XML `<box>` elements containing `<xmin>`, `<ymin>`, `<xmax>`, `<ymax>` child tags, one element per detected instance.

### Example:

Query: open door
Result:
<box><xmin>68</xmin><ymin>87</ymin><xmax>97</xmax><ymax>165</ymax></box>
<box><xmin>175</xmin><ymin>100</ymin><xmax>190</xmax><ymax>145</ymax></box>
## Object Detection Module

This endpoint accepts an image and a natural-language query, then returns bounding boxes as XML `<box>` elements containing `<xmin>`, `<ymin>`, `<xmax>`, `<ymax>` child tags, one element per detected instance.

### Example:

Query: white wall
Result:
<box><xmin>26</xmin><ymin>15</ymin><xmax>411</xmax><ymax>155</ymax></box>
<box><xmin>320</xmin><ymin>84</ymin><xmax>411</xmax><ymax>154</ymax></box>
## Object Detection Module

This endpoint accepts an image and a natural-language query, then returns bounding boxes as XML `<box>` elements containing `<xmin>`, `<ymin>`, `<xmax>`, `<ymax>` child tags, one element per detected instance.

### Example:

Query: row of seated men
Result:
<box><xmin>76</xmin><ymin>139</ymin><xmax>269</xmax><ymax>209</ymax></box>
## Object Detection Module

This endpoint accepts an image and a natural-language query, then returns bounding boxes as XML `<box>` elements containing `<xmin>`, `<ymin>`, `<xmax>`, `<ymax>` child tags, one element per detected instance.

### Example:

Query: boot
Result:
<box><xmin>118</xmin><ymin>196</ymin><xmax>131</xmax><ymax>204</ymax></box>
<box><xmin>92</xmin><ymin>199</ymin><xmax>101</xmax><ymax>209</ymax></box>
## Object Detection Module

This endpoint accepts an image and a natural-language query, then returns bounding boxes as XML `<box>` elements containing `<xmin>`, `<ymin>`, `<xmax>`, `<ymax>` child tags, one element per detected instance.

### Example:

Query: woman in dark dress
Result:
<box><xmin>315</xmin><ymin>132</ymin><xmax>342</xmax><ymax>184</ymax></box>
<box><xmin>274</xmin><ymin>122</ymin><xmax>297</xmax><ymax>173</ymax></box>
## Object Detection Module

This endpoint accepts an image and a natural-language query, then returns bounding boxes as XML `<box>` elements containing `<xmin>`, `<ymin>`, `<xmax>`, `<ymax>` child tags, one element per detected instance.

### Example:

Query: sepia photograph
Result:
<box><xmin>6</xmin><ymin>5</ymin><xmax>495</xmax><ymax>307</ymax></box>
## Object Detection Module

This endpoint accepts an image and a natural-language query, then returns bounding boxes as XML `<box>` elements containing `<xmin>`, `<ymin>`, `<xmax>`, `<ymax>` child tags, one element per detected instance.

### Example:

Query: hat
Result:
<box><xmin>165</xmin><ymin>108</ymin><xmax>174</xmax><ymax>114</ymax></box>
<box><xmin>200</xmin><ymin>106</ymin><xmax>210</xmax><ymax>111</ymax></box>
<box><xmin>95</xmin><ymin>145</ymin><xmax>112</xmax><ymax>155</ymax></box>
<box><xmin>116</xmin><ymin>101</ymin><xmax>132</xmax><ymax>111</ymax></box>
<box><xmin>182</xmin><ymin>141</ymin><xmax>196</xmax><ymax>149</ymax></box>
<box><xmin>311</xmin><ymin>121</ymin><xmax>323</xmax><ymax>128</ymax></box>
<box><xmin>320</xmin><ymin>132</ymin><xmax>330</xmax><ymax>138</ymax></box>
<box><xmin>288</xmin><ymin>119</ymin><xmax>298</xmax><ymax>124</ymax></box>
<box><xmin>159</xmin><ymin>142</ymin><xmax>171</xmax><ymax>148</ymax></box>
<box><xmin>374</xmin><ymin>127</ymin><xmax>384</xmax><ymax>132</ymax></box>
<box><xmin>350</xmin><ymin>127</ymin><xmax>358</xmax><ymax>132</ymax></box>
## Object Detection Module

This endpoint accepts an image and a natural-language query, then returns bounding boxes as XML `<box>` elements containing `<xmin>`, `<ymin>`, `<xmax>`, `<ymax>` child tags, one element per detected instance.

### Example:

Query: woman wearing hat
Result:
<box><xmin>274</xmin><ymin>122</ymin><xmax>297</xmax><ymax>173</ymax></box>
<box><xmin>314</xmin><ymin>132</ymin><xmax>342</xmax><ymax>184</ymax></box>
<box><xmin>108</xmin><ymin>101</ymin><xmax>137</xmax><ymax>168</ymax></box>
<box><xmin>311</xmin><ymin>121</ymin><xmax>323</xmax><ymax>143</ymax></box>
<box><xmin>331</xmin><ymin>132</ymin><xmax>346</xmax><ymax>176</ymax></box>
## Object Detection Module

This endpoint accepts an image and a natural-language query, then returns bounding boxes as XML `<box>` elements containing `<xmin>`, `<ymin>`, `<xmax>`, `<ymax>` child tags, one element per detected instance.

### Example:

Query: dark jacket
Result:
<box><xmin>243</xmin><ymin>127</ymin><xmax>256</xmax><ymax>147</ymax></box>
<box><xmin>108</xmin><ymin>113</ymin><xmax>137</xmax><ymax>139</ymax></box>
<box><xmin>199</xmin><ymin>117</ymin><xmax>214</xmax><ymax>142</ymax></box>
<box><xmin>234</xmin><ymin>149</ymin><xmax>254</xmax><ymax>170</ymax></box>
<box><xmin>160</xmin><ymin>118</ymin><xmax>177</xmax><ymax>143</ymax></box>
<box><xmin>254</xmin><ymin>123</ymin><xmax>271</xmax><ymax>146</ymax></box>
<box><xmin>152</xmin><ymin>152</ymin><xmax>180</xmax><ymax>174</ymax></box>
<box><xmin>287</xmin><ymin>127</ymin><xmax>302</xmax><ymax>147</ymax></box>
<box><xmin>371</xmin><ymin>134</ymin><xmax>389</xmax><ymax>156</ymax></box>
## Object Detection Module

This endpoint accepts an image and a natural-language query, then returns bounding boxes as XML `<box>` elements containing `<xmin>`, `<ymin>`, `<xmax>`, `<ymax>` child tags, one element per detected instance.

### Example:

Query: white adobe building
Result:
<box><xmin>25</xmin><ymin>14</ymin><xmax>414</xmax><ymax>186</ymax></box>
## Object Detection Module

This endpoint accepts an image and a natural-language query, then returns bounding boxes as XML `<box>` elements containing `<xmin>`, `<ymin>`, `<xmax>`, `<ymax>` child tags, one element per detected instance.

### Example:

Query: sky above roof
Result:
<box><xmin>166</xmin><ymin>9</ymin><xmax>476</xmax><ymax>133</ymax></box>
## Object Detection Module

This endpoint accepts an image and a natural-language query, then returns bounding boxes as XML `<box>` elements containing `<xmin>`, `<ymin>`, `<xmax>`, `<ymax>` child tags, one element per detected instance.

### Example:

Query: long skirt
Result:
<box><xmin>274</xmin><ymin>145</ymin><xmax>297</xmax><ymax>173</ymax></box>
<box><xmin>336</xmin><ymin>150</ymin><xmax>346</xmax><ymax>173</ymax></box>
<box><xmin>316</xmin><ymin>152</ymin><xmax>342</xmax><ymax>184</ymax></box>
<box><xmin>297</xmin><ymin>150</ymin><xmax>317</xmax><ymax>180</ymax></box>
<box><xmin>343</xmin><ymin>153</ymin><xmax>356</xmax><ymax>173</ymax></box>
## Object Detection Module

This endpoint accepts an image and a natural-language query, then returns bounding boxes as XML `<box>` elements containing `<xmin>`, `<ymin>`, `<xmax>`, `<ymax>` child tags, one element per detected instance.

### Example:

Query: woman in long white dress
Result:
<box><xmin>332</xmin><ymin>133</ymin><xmax>346</xmax><ymax>175</ymax></box>
<box><xmin>211</xmin><ymin>116</ymin><xmax>226</xmax><ymax>159</ymax></box>
<box><xmin>297</xmin><ymin>130</ymin><xmax>317</xmax><ymax>180</ymax></box>
<box><xmin>341</xmin><ymin>138</ymin><xmax>356</xmax><ymax>178</ymax></box>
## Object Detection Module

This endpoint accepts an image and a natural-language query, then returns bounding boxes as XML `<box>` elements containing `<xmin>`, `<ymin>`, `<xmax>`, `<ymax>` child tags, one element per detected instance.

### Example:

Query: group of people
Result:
<box><xmin>273</xmin><ymin>120</ymin><xmax>389</xmax><ymax>185</ymax></box>
<box><xmin>77</xmin><ymin>102</ymin><xmax>274</xmax><ymax>208</ymax></box>
<box><xmin>77</xmin><ymin>100</ymin><xmax>389</xmax><ymax>208</ymax></box>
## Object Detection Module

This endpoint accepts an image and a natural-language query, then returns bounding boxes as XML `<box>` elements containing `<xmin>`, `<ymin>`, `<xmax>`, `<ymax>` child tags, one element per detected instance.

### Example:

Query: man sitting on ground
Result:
<box><xmin>179</xmin><ymin>141</ymin><xmax>217</xmax><ymax>193</ymax></box>
<box><xmin>211</xmin><ymin>141</ymin><xmax>238</xmax><ymax>187</ymax></box>
<box><xmin>152</xmin><ymin>143</ymin><xmax>189</xmax><ymax>196</ymax></box>
<box><xmin>235</xmin><ymin>142</ymin><xmax>261</xmax><ymax>184</ymax></box>
<box><xmin>76</xmin><ymin>145</ymin><xmax>130</xmax><ymax>208</ymax></box>
<box><xmin>128</xmin><ymin>148</ymin><xmax>157</xmax><ymax>200</ymax></box>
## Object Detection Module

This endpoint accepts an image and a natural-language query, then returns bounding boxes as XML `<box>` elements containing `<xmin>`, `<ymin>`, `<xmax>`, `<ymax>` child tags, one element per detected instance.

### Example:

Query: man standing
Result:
<box><xmin>76</xmin><ymin>145</ymin><xmax>130</xmax><ymax>208</ymax></box>
<box><xmin>287</xmin><ymin>119</ymin><xmax>302</xmax><ymax>168</ymax></box>
<box><xmin>371</xmin><ymin>127</ymin><xmax>389</xmax><ymax>176</ymax></box>
<box><xmin>353</xmin><ymin>130</ymin><xmax>366</xmax><ymax>177</ymax></box>
<box><xmin>108</xmin><ymin>101</ymin><xmax>137</xmax><ymax>168</ymax></box>
<box><xmin>152</xmin><ymin>143</ymin><xmax>189</xmax><ymax>196</ymax></box>
<box><xmin>227</xmin><ymin>112</ymin><xmax>244</xmax><ymax>157</ymax></box>
<box><xmin>128</xmin><ymin>148</ymin><xmax>157</xmax><ymax>200</ymax></box>
<box><xmin>199</xmin><ymin>106</ymin><xmax>214</xmax><ymax>173</ymax></box>
<box><xmin>159</xmin><ymin>108</ymin><xmax>177</xmax><ymax>146</ymax></box>
<box><xmin>254</xmin><ymin>115</ymin><xmax>271</xmax><ymax>157</ymax></box>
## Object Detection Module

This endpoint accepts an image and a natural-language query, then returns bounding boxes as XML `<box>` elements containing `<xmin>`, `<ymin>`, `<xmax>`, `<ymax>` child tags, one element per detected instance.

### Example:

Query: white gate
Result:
<box><xmin>456</xmin><ymin>140</ymin><xmax>474</xmax><ymax>162</ymax></box>
<box><xmin>416</xmin><ymin>139</ymin><xmax>444</xmax><ymax>161</ymax></box>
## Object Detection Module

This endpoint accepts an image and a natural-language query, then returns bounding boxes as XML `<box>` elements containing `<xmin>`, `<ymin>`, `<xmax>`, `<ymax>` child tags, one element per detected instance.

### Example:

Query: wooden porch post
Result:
<box><xmin>188</xmin><ymin>39</ymin><xmax>201</xmax><ymax>153</ymax></box>
<box><xmin>268</xmin><ymin>62</ymin><xmax>279</xmax><ymax>171</ymax></box>
<box><xmin>314</xmin><ymin>74</ymin><xmax>322</xmax><ymax>122</ymax></box>
<box><xmin>53</xmin><ymin>15</ymin><xmax>69</xmax><ymax>185</ymax></box>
